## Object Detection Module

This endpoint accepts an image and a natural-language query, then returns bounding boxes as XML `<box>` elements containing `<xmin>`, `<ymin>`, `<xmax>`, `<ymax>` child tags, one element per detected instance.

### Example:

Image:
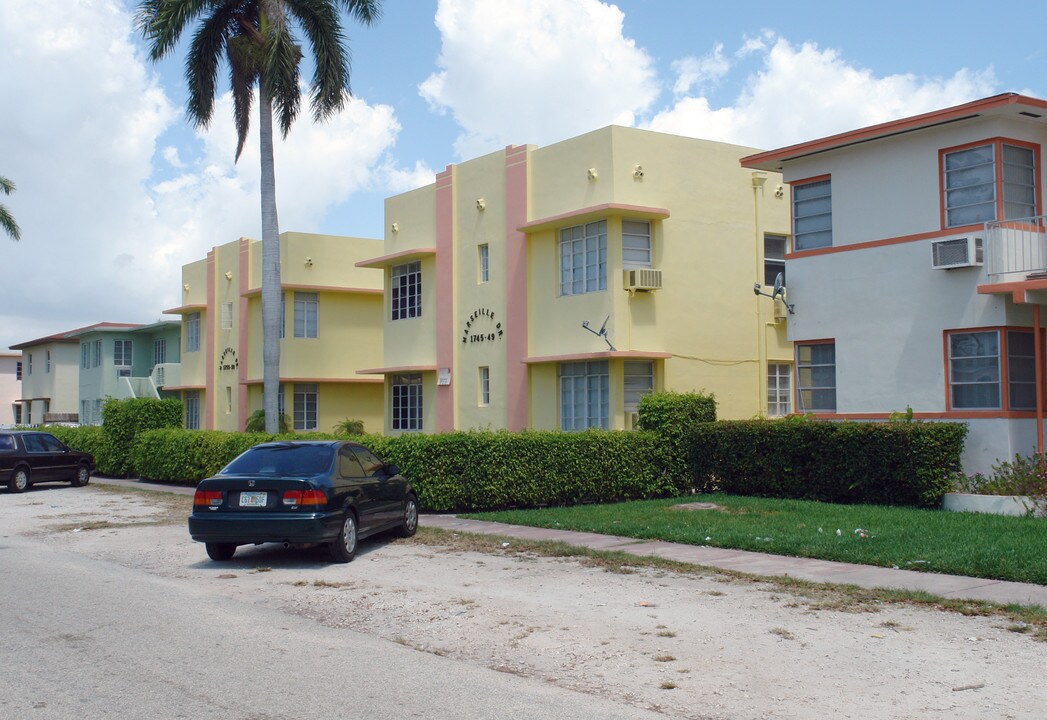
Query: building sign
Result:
<box><xmin>218</xmin><ymin>347</ymin><xmax>239</xmax><ymax>372</ymax></box>
<box><xmin>461</xmin><ymin>307</ymin><xmax>504</xmax><ymax>344</ymax></box>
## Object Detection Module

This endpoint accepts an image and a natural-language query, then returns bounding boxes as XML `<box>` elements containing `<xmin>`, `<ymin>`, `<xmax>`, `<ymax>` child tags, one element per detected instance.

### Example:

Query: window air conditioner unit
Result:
<box><xmin>623</xmin><ymin>268</ymin><xmax>662</xmax><ymax>292</ymax></box>
<box><xmin>931</xmin><ymin>236</ymin><xmax>983</xmax><ymax>269</ymax></box>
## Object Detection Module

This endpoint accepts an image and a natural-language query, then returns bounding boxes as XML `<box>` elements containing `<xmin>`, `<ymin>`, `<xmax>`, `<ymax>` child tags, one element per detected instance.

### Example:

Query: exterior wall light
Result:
<box><xmin>476</xmin><ymin>198</ymin><xmax>486</xmax><ymax>211</ymax></box>
<box><xmin>224</xmin><ymin>271</ymin><xmax>233</xmax><ymax>281</ymax></box>
<box><xmin>587</xmin><ymin>168</ymin><xmax>598</xmax><ymax>181</ymax></box>
<box><xmin>391</xmin><ymin>222</ymin><xmax>399</xmax><ymax>233</ymax></box>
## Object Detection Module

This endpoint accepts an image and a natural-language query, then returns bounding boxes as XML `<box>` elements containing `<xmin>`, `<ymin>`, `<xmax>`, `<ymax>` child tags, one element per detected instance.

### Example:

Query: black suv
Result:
<box><xmin>0</xmin><ymin>431</ymin><xmax>95</xmax><ymax>493</ymax></box>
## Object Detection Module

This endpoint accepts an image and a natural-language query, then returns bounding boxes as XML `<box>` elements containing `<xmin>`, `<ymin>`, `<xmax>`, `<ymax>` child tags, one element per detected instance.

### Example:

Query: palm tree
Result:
<box><xmin>0</xmin><ymin>176</ymin><xmax>20</xmax><ymax>241</ymax></box>
<box><xmin>136</xmin><ymin>0</ymin><xmax>381</xmax><ymax>433</ymax></box>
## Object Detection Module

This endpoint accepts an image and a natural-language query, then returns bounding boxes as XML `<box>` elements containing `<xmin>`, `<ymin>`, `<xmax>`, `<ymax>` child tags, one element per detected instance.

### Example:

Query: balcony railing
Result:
<box><xmin>151</xmin><ymin>362</ymin><xmax>181</xmax><ymax>389</ymax></box>
<box><xmin>985</xmin><ymin>215</ymin><xmax>1047</xmax><ymax>281</ymax></box>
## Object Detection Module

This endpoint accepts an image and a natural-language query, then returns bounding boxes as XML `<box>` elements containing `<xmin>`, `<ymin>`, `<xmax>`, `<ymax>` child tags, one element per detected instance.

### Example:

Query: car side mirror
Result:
<box><xmin>385</xmin><ymin>464</ymin><xmax>400</xmax><ymax>476</ymax></box>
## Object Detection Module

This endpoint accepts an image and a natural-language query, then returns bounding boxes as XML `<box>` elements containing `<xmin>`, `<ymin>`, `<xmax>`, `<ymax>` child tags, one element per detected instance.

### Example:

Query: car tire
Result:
<box><xmin>205</xmin><ymin>542</ymin><xmax>237</xmax><ymax>561</ymax></box>
<box><xmin>71</xmin><ymin>464</ymin><xmax>91</xmax><ymax>487</ymax></box>
<box><xmin>8</xmin><ymin>467</ymin><xmax>29</xmax><ymax>493</ymax></box>
<box><xmin>397</xmin><ymin>494</ymin><xmax>418</xmax><ymax>538</ymax></box>
<box><xmin>329</xmin><ymin>511</ymin><xmax>358</xmax><ymax>563</ymax></box>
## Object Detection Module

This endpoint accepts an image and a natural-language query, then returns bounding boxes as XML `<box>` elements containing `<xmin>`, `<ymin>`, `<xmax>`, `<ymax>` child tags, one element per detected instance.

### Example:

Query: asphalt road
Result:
<box><xmin>0</xmin><ymin>535</ymin><xmax>665</xmax><ymax>720</ymax></box>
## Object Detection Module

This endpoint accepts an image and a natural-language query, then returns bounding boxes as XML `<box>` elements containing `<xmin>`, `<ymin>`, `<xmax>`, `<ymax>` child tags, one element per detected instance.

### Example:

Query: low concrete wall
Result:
<box><xmin>942</xmin><ymin>493</ymin><xmax>1044</xmax><ymax>517</ymax></box>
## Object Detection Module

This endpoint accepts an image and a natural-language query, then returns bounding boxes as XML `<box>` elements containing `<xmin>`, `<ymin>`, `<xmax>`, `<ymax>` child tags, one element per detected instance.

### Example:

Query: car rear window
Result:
<box><xmin>222</xmin><ymin>445</ymin><xmax>335</xmax><ymax>476</ymax></box>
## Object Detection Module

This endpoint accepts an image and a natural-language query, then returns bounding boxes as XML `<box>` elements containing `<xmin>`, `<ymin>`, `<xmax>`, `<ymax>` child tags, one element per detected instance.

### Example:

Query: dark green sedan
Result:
<box><xmin>188</xmin><ymin>441</ymin><xmax>418</xmax><ymax>563</ymax></box>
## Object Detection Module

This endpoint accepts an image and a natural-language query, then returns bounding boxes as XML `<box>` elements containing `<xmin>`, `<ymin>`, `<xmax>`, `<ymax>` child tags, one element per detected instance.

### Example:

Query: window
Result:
<box><xmin>793</xmin><ymin>179</ymin><xmax>832</xmax><ymax>251</ymax></box>
<box><xmin>623</xmin><ymin>361</ymin><xmax>654</xmax><ymax>417</ymax></box>
<box><xmin>796</xmin><ymin>343</ymin><xmax>836</xmax><ymax>412</ymax></box>
<box><xmin>391</xmin><ymin>373</ymin><xmax>423</xmax><ymax>431</ymax></box>
<box><xmin>81</xmin><ymin>343</ymin><xmax>89</xmax><ymax>369</ymax></box>
<box><xmin>768</xmin><ymin>363</ymin><xmax>792</xmax><ymax>417</ymax></box>
<box><xmin>93</xmin><ymin>399</ymin><xmax>101</xmax><ymax>425</ymax></box>
<box><xmin>294</xmin><ymin>292</ymin><xmax>318</xmax><ymax>338</ymax></box>
<box><xmin>280</xmin><ymin>293</ymin><xmax>286</xmax><ymax>339</ymax></box>
<box><xmin>225</xmin><ymin>386</ymin><xmax>232</xmax><ymax>414</ymax></box>
<box><xmin>479</xmin><ymin>366</ymin><xmax>490</xmax><ymax>406</ymax></box>
<box><xmin>278</xmin><ymin>383</ymin><xmax>286</xmax><ymax>423</ymax></box>
<box><xmin>560</xmin><ymin>361</ymin><xmax>609</xmax><ymax>430</ymax></box>
<box><xmin>560</xmin><ymin>220</ymin><xmax>607</xmax><ymax>295</ymax></box>
<box><xmin>15</xmin><ymin>361</ymin><xmax>21</xmax><ymax>380</ymax></box>
<box><xmin>221</xmin><ymin>302</ymin><xmax>233</xmax><ymax>330</ymax></box>
<box><xmin>45</xmin><ymin>350</ymin><xmax>51</xmax><ymax>373</ymax></box>
<box><xmin>13</xmin><ymin>404</ymin><xmax>21</xmax><ymax>424</ymax></box>
<box><xmin>355</xmin><ymin>446</ymin><xmax>384</xmax><ymax>474</ymax></box>
<box><xmin>293</xmin><ymin>383</ymin><xmax>318</xmax><ymax>430</ymax></box>
<box><xmin>478</xmin><ymin>244</ymin><xmax>489</xmax><ymax>283</ymax></box>
<box><xmin>338</xmin><ymin>446</ymin><xmax>366</xmax><ymax>477</ymax></box>
<box><xmin>153</xmin><ymin>338</ymin><xmax>166</xmax><ymax>367</ymax></box>
<box><xmin>80</xmin><ymin>400</ymin><xmax>88</xmax><ymax>425</ymax></box>
<box><xmin>391</xmin><ymin>262</ymin><xmax>421</xmax><ymax>320</ymax></box>
<box><xmin>947</xmin><ymin>329</ymin><xmax>1036</xmax><ymax>411</ymax></box>
<box><xmin>114</xmin><ymin>340</ymin><xmax>132</xmax><ymax>368</ymax></box>
<box><xmin>92</xmin><ymin>339</ymin><xmax>101</xmax><ymax>368</ymax></box>
<box><xmin>943</xmin><ymin>142</ymin><xmax>1037</xmax><ymax>227</ymax></box>
<box><xmin>622</xmin><ymin>220</ymin><xmax>652</xmax><ymax>268</ymax></box>
<box><xmin>27</xmin><ymin>353</ymin><xmax>32</xmax><ymax>375</ymax></box>
<box><xmin>764</xmin><ymin>234</ymin><xmax>787</xmax><ymax>286</ymax></box>
<box><xmin>186</xmin><ymin>313</ymin><xmax>201</xmax><ymax>353</ymax></box>
<box><xmin>184</xmin><ymin>391</ymin><xmax>200</xmax><ymax>430</ymax></box>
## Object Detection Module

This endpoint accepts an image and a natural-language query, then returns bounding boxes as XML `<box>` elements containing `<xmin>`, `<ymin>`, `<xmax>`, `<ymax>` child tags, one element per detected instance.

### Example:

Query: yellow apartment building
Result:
<box><xmin>165</xmin><ymin>232</ymin><xmax>385</xmax><ymax>433</ymax></box>
<box><xmin>358</xmin><ymin>126</ymin><xmax>792</xmax><ymax>434</ymax></box>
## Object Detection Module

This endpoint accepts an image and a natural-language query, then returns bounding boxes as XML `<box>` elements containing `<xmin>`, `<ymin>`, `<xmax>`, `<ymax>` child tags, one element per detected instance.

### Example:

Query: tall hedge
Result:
<box><xmin>99</xmin><ymin>397</ymin><xmax>183</xmax><ymax>477</ymax></box>
<box><xmin>688</xmin><ymin>419</ymin><xmax>968</xmax><ymax>507</ymax></box>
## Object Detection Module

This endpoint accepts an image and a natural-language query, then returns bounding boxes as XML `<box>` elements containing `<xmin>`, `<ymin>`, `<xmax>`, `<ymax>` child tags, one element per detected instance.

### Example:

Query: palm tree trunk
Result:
<box><xmin>259</xmin><ymin>92</ymin><xmax>282</xmax><ymax>434</ymax></box>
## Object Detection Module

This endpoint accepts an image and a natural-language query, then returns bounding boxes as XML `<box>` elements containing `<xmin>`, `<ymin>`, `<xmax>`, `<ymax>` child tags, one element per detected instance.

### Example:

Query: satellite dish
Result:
<box><xmin>772</xmin><ymin>272</ymin><xmax>784</xmax><ymax>298</ymax></box>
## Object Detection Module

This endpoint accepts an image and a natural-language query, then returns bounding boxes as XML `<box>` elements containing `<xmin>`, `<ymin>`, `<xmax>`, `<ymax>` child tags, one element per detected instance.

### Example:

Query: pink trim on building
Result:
<box><xmin>242</xmin><ymin>377</ymin><xmax>384</xmax><ymax>384</ymax></box>
<box><xmin>357</xmin><ymin>365</ymin><xmax>437</xmax><ymax>375</ymax></box>
<box><xmin>435</xmin><ymin>167</ymin><xmax>455</xmax><ymax>432</ymax></box>
<box><xmin>241</xmin><ymin>284</ymin><xmax>382</xmax><ymax>296</ymax></box>
<box><xmin>205</xmin><ymin>250</ymin><xmax>216</xmax><ymax>430</ymax></box>
<box><xmin>237</xmin><ymin>238</ymin><xmax>250</xmax><ymax>430</ymax></box>
<box><xmin>519</xmin><ymin>203</ymin><xmax>670</xmax><ymax>233</ymax></box>
<box><xmin>505</xmin><ymin>145</ymin><xmax>530</xmax><ymax>430</ymax></box>
<box><xmin>522</xmin><ymin>350</ymin><xmax>672</xmax><ymax>364</ymax></box>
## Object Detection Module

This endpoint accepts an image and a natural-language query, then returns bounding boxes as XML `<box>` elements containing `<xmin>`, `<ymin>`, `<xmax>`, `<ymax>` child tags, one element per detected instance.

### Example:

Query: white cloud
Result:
<box><xmin>420</xmin><ymin>0</ymin><xmax>659</xmax><ymax>158</ymax></box>
<box><xmin>648</xmin><ymin>36</ymin><xmax>999</xmax><ymax>150</ymax></box>
<box><xmin>0</xmin><ymin>0</ymin><xmax>418</xmax><ymax>349</ymax></box>
<box><xmin>672</xmin><ymin>44</ymin><xmax>730</xmax><ymax>96</ymax></box>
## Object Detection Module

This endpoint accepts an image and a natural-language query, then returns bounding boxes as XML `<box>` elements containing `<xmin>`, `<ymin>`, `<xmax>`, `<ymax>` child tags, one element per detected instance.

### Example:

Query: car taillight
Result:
<box><xmin>282</xmin><ymin>489</ymin><xmax>326</xmax><ymax>507</ymax></box>
<box><xmin>194</xmin><ymin>490</ymin><xmax>223</xmax><ymax>508</ymax></box>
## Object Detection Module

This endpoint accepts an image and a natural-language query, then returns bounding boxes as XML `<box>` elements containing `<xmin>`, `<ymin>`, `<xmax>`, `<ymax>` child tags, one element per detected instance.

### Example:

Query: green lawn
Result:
<box><xmin>463</xmin><ymin>494</ymin><xmax>1047</xmax><ymax>585</ymax></box>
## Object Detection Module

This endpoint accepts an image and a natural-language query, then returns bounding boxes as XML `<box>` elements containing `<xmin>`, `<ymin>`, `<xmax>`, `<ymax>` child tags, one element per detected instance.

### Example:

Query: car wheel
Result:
<box><xmin>8</xmin><ymin>468</ymin><xmax>29</xmax><ymax>493</ymax></box>
<box><xmin>205</xmin><ymin>543</ymin><xmax>237</xmax><ymax>561</ymax></box>
<box><xmin>329</xmin><ymin>511</ymin><xmax>358</xmax><ymax>563</ymax></box>
<box><xmin>71</xmin><ymin>464</ymin><xmax>91</xmax><ymax>487</ymax></box>
<box><xmin>397</xmin><ymin>494</ymin><xmax>418</xmax><ymax>538</ymax></box>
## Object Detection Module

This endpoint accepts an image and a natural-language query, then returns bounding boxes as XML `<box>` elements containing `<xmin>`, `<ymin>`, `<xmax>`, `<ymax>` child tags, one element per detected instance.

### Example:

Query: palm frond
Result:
<box><xmin>262</xmin><ymin>24</ymin><xmax>303</xmax><ymax>137</ymax></box>
<box><xmin>185</xmin><ymin>4</ymin><xmax>243</xmax><ymax>128</ymax></box>
<box><xmin>135</xmin><ymin>0</ymin><xmax>215</xmax><ymax>61</ymax></box>
<box><xmin>286</xmin><ymin>0</ymin><xmax>351</xmax><ymax>119</ymax></box>
<box><xmin>0</xmin><ymin>175</ymin><xmax>14</xmax><ymax>196</ymax></box>
<box><xmin>338</xmin><ymin>0</ymin><xmax>381</xmax><ymax>25</ymax></box>
<box><xmin>228</xmin><ymin>34</ymin><xmax>261</xmax><ymax>160</ymax></box>
<box><xmin>0</xmin><ymin>205</ymin><xmax>20</xmax><ymax>241</ymax></box>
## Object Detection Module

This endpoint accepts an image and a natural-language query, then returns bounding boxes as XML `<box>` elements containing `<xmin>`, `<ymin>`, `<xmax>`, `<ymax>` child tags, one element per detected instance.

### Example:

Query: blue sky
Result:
<box><xmin>1</xmin><ymin>0</ymin><xmax>1044</xmax><ymax>350</ymax></box>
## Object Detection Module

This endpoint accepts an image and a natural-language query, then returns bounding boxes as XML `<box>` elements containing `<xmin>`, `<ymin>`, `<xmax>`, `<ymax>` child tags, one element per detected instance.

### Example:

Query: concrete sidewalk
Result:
<box><xmin>91</xmin><ymin>476</ymin><xmax>1047</xmax><ymax>608</ymax></box>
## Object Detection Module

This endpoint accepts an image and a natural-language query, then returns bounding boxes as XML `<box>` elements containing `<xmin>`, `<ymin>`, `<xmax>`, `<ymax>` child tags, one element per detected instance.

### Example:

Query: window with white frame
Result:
<box><xmin>391</xmin><ymin>262</ymin><xmax>422</xmax><ymax>320</ymax></box>
<box><xmin>114</xmin><ymin>340</ymin><xmax>132</xmax><ymax>368</ymax></box>
<box><xmin>80</xmin><ymin>400</ymin><xmax>88</xmax><ymax>425</ymax></box>
<box><xmin>764</xmin><ymin>234</ymin><xmax>788</xmax><ymax>286</ymax></box>
<box><xmin>478</xmin><ymin>244</ymin><xmax>489</xmax><ymax>283</ymax></box>
<box><xmin>15</xmin><ymin>361</ymin><xmax>21</xmax><ymax>380</ymax></box>
<box><xmin>45</xmin><ymin>350</ymin><xmax>50</xmax><ymax>373</ymax></box>
<box><xmin>943</xmin><ymin>142</ymin><xmax>1037</xmax><ymax>226</ymax></box>
<box><xmin>278</xmin><ymin>382</ymin><xmax>286</xmax><ymax>424</ymax></box>
<box><xmin>392</xmin><ymin>373</ymin><xmax>423</xmax><ymax>430</ymax></box>
<box><xmin>767</xmin><ymin>363</ymin><xmax>792</xmax><ymax>417</ymax></box>
<box><xmin>280</xmin><ymin>293</ymin><xmax>286</xmax><ymax>339</ymax></box>
<box><xmin>27</xmin><ymin>353</ymin><xmax>32</xmax><ymax>375</ymax></box>
<box><xmin>947</xmin><ymin>329</ymin><xmax>1036</xmax><ymax>411</ymax></box>
<box><xmin>560</xmin><ymin>361</ymin><xmax>609</xmax><ymax>430</ymax></box>
<box><xmin>184</xmin><ymin>391</ymin><xmax>200</xmax><ymax>430</ymax></box>
<box><xmin>294</xmin><ymin>292</ymin><xmax>318</xmax><ymax>338</ymax></box>
<box><xmin>622</xmin><ymin>220</ymin><xmax>652</xmax><ymax>268</ymax></box>
<box><xmin>559</xmin><ymin>220</ymin><xmax>607</xmax><ymax>295</ymax></box>
<box><xmin>796</xmin><ymin>343</ymin><xmax>836</xmax><ymax>412</ymax></box>
<box><xmin>623</xmin><ymin>361</ymin><xmax>654</xmax><ymax>419</ymax></box>
<box><xmin>221</xmin><ymin>302</ymin><xmax>233</xmax><ymax>330</ymax></box>
<box><xmin>153</xmin><ymin>338</ymin><xmax>166</xmax><ymax>367</ymax></box>
<box><xmin>185</xmin><ymin>313</ymin><xmax>201</xmax><ymax>353</ymax></box>
<box><xmin>225</xmin><ymin>386</ymin><xmax>232</xmax><ymax>414</ymax></box>
<box><xmin>92</xmin><ymin>339</ymin><xmax>101</xmax><ymax>368</ymax></box>
<box><xmin>293</xmin><ymin>383</ymin><xmax>318</xmax><ymax>430</ymax></box>
<box><xmin>81</xmin><ymin>343</ymin><xmax>89</xmax><ymax>369</ymax></box>
<box><xmin>93</xmin><ymin>399</ymin><xmax>101</xmax><ymax>425</ymax></box>
<box><xmin>792</xmin><ymin>179</ymin><xmax>832</xmax><ymax>251</ymax></box>
<box><xmin>478</xmin><ymin>366</ymin><xmax>490</xmax><ymax>406</ymax></box>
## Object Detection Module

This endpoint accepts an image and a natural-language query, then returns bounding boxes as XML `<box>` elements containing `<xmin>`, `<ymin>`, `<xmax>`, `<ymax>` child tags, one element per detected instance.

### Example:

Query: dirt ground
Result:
<box><xmin>5</xmin><ymin>484</ymin><xmax>1046</xmax><ymax>720</ymax></box>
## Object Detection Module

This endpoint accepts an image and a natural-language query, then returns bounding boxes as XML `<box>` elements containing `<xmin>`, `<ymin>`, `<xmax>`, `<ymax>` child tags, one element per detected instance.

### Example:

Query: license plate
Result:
<box><xmin>239</xmin><ymin>491</ymin><xmax>267</xmax><ymax>507</ymax></box>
